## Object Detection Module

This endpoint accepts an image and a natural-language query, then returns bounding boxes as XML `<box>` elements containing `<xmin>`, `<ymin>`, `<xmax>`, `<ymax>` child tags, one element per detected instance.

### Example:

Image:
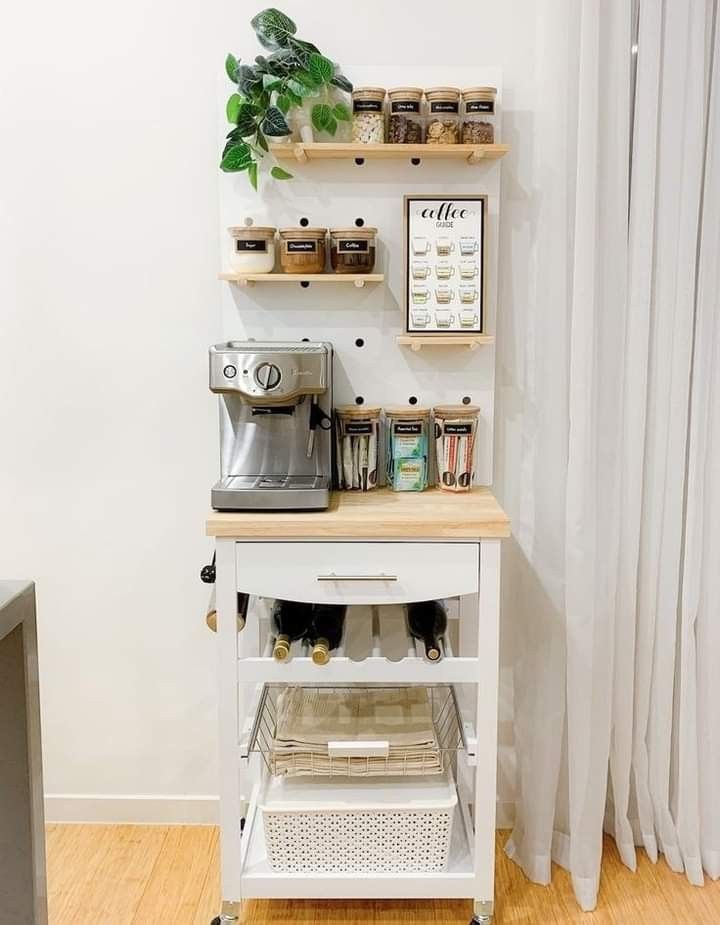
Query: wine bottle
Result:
<box><xmin>308</xmin><ymin>603</ymin><xmax>347</xmax><ymax>666</ymax></box>
<box><xmin>406</xmin><ymin>600</ymin><xmax>447</xmax><ymax>661</ymax></box>
<box><xmin>205</xmin><ymin>589</ymin><xmax>248</xmax><ymax>633</ymax></box>
<box><xmin>271</xmin><ymin>599</ymin><xmax>313</xmax><ymax>661</ymax></box>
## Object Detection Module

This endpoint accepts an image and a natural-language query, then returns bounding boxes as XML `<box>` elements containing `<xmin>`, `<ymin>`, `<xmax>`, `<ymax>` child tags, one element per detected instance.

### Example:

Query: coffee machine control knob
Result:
<box><xmin>254</xmin><ymin>362</ymin><xmax>282</xmax><ymax>391</ymax></box>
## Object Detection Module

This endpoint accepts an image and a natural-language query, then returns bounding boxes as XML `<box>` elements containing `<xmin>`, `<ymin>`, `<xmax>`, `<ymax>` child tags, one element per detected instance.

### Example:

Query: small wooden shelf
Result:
<box><xmin>270</xmin><ymin>142</ymin><xmax>510</xmax><ymax>164</ymax></box>
<box><xmin>219</xmin><ymin>272</ymin><xmax>384</xmax><ymax>288</ymax></box>
<box><xmin>396</xmin><ymin>334</ymin><xmax>495</xmax><ymax>351</ymax></box>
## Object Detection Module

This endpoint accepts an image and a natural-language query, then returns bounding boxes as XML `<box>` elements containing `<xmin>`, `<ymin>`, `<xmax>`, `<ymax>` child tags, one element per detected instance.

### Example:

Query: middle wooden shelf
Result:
<box><xmin>220</xmin><ymin>272</ymin><xmax>384</xmax><ymax>288</ymax></box>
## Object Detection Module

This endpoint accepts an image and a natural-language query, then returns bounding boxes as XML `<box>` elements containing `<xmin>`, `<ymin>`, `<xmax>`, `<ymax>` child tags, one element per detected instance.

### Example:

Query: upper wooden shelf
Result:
<box><xmin>219</xmin><ymin>272</ymin><xmax>384</xmax><ymax>288</ymax></box>
<box><xmin>270</xmin><ymin>142</ymin><xmax>510</xmax><ymax>164</ymax></box>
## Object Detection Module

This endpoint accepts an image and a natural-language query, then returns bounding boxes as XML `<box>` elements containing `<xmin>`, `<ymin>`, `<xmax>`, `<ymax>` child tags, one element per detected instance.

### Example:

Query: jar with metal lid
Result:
<box><xmin>277</xmin><ymin>227</ymin><xmax>327</xmax><ymax>274</ymax></box>
<box><xmin>387</xmin><ymin>88</ymin><xmax>424</xmax><ymax>144</ymax></box>
<box><xmin>425</xmin><ymin>88</ymin><xmax>461</xmax><ymax>144</ymax></box>
<box><xmin>351</xmin><ymin>88</ymin><xmax>386</xmax><ymax>144</ymax></box>
<box><xmin>462</xmin><ymin>87</ymin><xmax>497</xmax><ymax>144</ymax></box>
<box><xmin>433</xmin><ymin>405</ymin><xmax>480</xmax><ymax>491</ymax></box>
<box><xmin>385</xmin><ymin>407</ymin><xmax>430</xmax><ymax>491</ymax></box>
<box><xmin>335</xmin><ymin>406</ymin><xmax>382</xmax><ymax>491</ymax></box>
<box><xmin>228</xmin><ymin>226</ymin><xmax>276</xmax><ymax>274</ymax></box>
<box><xmin>329</xmin><ymin>227</ymin><xmax>377</xmax><ymax>273</ymax></box>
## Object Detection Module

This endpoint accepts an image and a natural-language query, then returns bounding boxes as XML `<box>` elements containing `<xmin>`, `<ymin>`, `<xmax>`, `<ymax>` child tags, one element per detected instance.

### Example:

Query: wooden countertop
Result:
<box><xmin>206</xmin><ymin>487</ymin><xmax>510</xmax><ymax>540</ymax></box>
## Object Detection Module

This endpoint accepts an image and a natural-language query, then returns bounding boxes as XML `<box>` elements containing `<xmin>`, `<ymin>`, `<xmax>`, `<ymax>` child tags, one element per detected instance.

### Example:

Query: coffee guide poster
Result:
<box><xmin>404</xmin><ymin>194</ymin><xmax>486</xmax><ymax>335</ymax></box>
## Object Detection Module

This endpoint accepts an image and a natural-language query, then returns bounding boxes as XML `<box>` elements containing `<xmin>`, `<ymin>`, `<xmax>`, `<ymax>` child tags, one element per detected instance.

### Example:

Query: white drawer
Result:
<box><xmin>235</xmin><ymin>542</ymin><xmax>478</xmax><ymax>604</ymax></box>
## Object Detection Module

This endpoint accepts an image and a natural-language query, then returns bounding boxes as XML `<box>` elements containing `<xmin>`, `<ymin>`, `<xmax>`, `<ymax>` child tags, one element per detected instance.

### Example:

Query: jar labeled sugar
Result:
<box><xmin>387</xmin><ymin>88</ymin><xmax>424</xmax><ymax>144</ymax></box>
<box><xmin>329</xmin><ymin>227</ymin><xmax>377</xmax><ymax>273</ymax></box>
<box><xmin>351</xmin><ymin>88</ymin><xmax>386</xmax><ymax>144</ymax></box>
<box><xmin>462</xmin><ymin>87</ymin><xmax>497</xmax><ymax>144</ymax></box>
<box><xmin>277</xmin><ymin>227</ymin><xmax>327</xmax><ymax>274</ymax></box>
<box><xmin>228</xmin><ymin>226</ymin><xmax>276</xmax><ymax>273</ymax></box>
<box><xmin>425</xmin><ymin>87</ymin><xmax>461</xmax><ymax>144</ymax></box>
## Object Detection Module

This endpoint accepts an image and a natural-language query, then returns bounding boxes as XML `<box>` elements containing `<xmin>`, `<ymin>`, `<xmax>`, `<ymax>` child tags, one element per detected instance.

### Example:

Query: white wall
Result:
<box><xmin>0</xmin><ymin>0</ymin><xmax>538</xmax><ymax>821</ymax></box>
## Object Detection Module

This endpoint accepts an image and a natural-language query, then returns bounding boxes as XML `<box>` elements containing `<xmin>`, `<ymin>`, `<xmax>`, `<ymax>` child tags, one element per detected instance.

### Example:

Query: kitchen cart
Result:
<box><xmin>207</xmin><ymin>487</ymin><xmax>510</xmax><ymax>925</ymax></box>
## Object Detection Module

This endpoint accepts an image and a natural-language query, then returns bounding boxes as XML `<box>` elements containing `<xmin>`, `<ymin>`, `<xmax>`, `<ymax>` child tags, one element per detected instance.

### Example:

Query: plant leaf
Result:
<box><xmin>295</xmin><ymin>68</ymin><xmax>320</xmax><ymax>88</ymax></box>
<box><xmin>261</xmin><ymin>105</ymin><xmax>291</xmax><ymax>137</ymax></box>
<box><xmin>285</xmin><ymin>87</ymin><xmax>303</xmax><ymax>107</ymax></box>
<box><xmin>220</xmin><ymin>144</ymin><xmax>253</xmax><ymax>172</ymax></box>
<box><xmin>287</xmin><ymin>37</ymin><xmax>320</xmax><ymax>67</ymax></box>
<box><xmin>311</xmin><ymin>103</ymin><xmax>332</xmax><ymax>132</ymax></box>
<box><xmin>276</xmin><ymin>93</ymin><xmax>291</xmax><ymax>115</ymax></box>
<box><xmin>238</xmin><ymin>64</ymin><xmax>262</xmax><ymax>96</ymax></box>
<box><xmin>332</xmin><ymin>101</ymin><xmax>351</xmax><ymax>122</ymax></box>
<box><xmin>330</xmin><ymin>73</ymin><xmax>353</xmax><ymax>93</ymax></box>
<box><xmin>262</xmin><ymin>74</ymin><xmax>282</xmax><ymax>91</ymax></box>
<box><xmin>271</xmin><ymin>165</ymin><xmax>294</xmax><ymax>180</ymax></box>
<box><xmin>308</xmin><ymin>53</ymin><xmax>333</xmax><ymax>84</ymax></box>
<box><xmin>226</xmin><ymin>93</ymin><xmax>242</xmax><ymax>124</ymax></box>
<box><xmin>248</xmin><ymin>161</ymin><xmax>258</xmax><ymax>190</ymax></box>
<box><xmin>325</xmin><ymin>114</ymin><xmax>338</xmax><ymax>136</ymax></box>
<box><xmin>287</xmin><ymin>77</ymin><xmax>313</xmax><ymax>99</ymax></box>
<box><xmin>251</xmin><ymin>8</ymin><xmax>297</xmax><ymax>48</ymax></box>
<box><xmin>255</xmin><ymin>129</ymin><xmax>269</xmax><ymax>152</ymax></box>
<box><xmin>234</xmin><ymin>104</ymin><xmax>260</xmax><ymax>137</ymax></box>
<box><xmin>225</xmin><ymin>53</ymin><xmax>240</xmax><ymax>82</ymax></box>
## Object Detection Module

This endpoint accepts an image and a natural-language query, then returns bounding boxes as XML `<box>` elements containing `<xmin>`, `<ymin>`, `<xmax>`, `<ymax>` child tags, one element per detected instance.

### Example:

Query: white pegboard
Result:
<box><xmin>217</xmin><ymin>66</ymin><xmax>503</xmax><ymax>485</ymax></box>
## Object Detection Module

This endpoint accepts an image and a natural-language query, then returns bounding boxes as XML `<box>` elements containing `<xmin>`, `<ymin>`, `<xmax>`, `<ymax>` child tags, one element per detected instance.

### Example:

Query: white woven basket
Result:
<box><xmin>260</xmin><ymin>769</ymin><xmax>457</xmax><ymax>873</ymax></box>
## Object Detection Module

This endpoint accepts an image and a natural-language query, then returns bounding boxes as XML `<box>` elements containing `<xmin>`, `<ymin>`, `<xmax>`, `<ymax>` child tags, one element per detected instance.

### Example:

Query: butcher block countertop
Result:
<box><xmin>206</xmin><ymin>487</ymin><xmax>510</xmax><ymax>540</ymax></box>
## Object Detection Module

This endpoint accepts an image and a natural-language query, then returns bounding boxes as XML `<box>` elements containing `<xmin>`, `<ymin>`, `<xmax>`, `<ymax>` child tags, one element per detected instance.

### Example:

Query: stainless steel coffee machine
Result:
<box><xmin>209</xmin><ymin>341</ymin><xmax>333</xmax><ymax>510</ymax></box>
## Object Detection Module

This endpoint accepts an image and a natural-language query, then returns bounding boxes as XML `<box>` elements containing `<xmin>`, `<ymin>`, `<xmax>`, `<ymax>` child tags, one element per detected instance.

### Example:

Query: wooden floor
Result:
<box><xmin>46</xmin><ymin>824</ymin><xmax>720</xmax><ymax>924</ymax></box>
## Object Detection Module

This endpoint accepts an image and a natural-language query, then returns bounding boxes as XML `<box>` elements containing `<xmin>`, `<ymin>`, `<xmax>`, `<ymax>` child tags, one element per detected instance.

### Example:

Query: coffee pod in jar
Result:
<box><xmin>433</xmin><ymin>404</ymin><xmax>480</xmax><ymax>492</ymax></box>
<box><xmin>277</xmin><ymin>227</ymin><xmax>328</xmax><ymax>274</ymax></box>
<box><xmin>329</xmin><ymin>227</ymin><xmax>377</xmax><ymax>274</ymax></box>
<box><xmin>228</xmin><ymin>226</ymin><xmax>276</xmax><ymax>273</ymax></box>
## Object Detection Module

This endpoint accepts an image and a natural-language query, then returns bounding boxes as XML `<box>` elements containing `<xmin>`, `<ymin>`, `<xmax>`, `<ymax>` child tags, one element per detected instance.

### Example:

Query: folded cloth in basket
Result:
<box><xmin>270</xmin><ymin>687</ymin><xmax>443</xmax><ymax>777</ymax></box>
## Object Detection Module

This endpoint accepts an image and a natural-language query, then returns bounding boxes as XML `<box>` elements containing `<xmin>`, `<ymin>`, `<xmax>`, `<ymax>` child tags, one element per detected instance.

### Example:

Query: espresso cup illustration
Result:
<box><xmin>459</xmin><ymin>237</ymin><xmax>478</xmax><ymax>256</ymax></box>
<box><xmin>436</xmin><ymin>236</ymin><xmax>455</xmax><ymax>256</ymax></box>
<box><xmin>435</xmin><ymin>284</ymin><xmax>453</xmax><ymax>304</ymax></box>
<box><xmin>435</xmin><ymin>260</ymin><xmax>454</xmax><ymax>280</ymax></box>
<box><xmin>412</xmin><ymin>285</ymin><xmax>430</xmax><ymax>304</ymax></box>
<box><xmin>411</xmin><ymin>310</ymin><xmax>431</xmax><ymax>327</ymax></box>
<box><xmin>411</xmin><ymin>260</ymin><xmax>430</xmax><ymax>279</ymax></box>
<box><xmin>459</xmin><ymin>309</ymin><xmax>479</xmax><ymax>327</ymax></box>
<box><xmin>412</xmin><ymin>236</ymin><xmax>430</xmax><ymax>256</ymax></box>
<box><xmin>459</xmin><ymin>285</ymin><xmax>478</xmax><ymax>304</ymax></box>
<box><xmin>435</xmin><ymin>309</ymin><xmax>455</xmax><ymax>328</ymax></box>
<box><xmin>459</xmin><ymin>260</ymin><xmax>478</xmax><ymax>279</ymax></box>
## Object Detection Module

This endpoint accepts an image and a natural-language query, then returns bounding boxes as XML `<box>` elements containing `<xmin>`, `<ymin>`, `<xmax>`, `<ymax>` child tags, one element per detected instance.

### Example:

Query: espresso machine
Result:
<box><xmin>209</xmin><ymin>341</ymin><xmax>333</xmax><ymax>510</ymax></box>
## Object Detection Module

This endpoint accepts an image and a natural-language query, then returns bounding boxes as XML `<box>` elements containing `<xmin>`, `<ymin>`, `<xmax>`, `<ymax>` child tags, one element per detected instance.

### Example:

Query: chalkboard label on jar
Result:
<box><xmin>235</xmin><ymin>239</ymin><xmax>267</xmax><ymax>252</ymax></box>
<box><xmin>338</xmin><ymin>239</ymin><xmax>370</xmax><ymax>253</ymax></box>
<box><xmin>430</xmin><ymin>101</ymin><xmax>459</xmax><ymax>114</ymax></box>
<box><xmin>444</xmin><ymin>422</ymin><xmax>473</xmax><ymax>435</ymax></box>
<box><xmin>394</xmin><ymin>422</ymin><xmax>423</xmax><ymax>435</ymax></box>
<box><xmin>466</xmin><ymin>100</ymin><xmax>495</xmax><ymax>114</ymax></box>
<box><xmin>345</xmin><ymin>422</ymin><xmax>373</xmax><ymax>434</ymax></box>
<box><xmin>391</xmin><ymin>100</ymin><xmax>421</xmax><ymax>113</ymax></box>
<box><xmin>286</xmin><ymin>240</ymin><xmax>317</xmax><ymax>253</ymax></box>
<box><xmin>353</xmin><ymin>99</ymin><xmax>384</xmax><ymax>113</ymax></box>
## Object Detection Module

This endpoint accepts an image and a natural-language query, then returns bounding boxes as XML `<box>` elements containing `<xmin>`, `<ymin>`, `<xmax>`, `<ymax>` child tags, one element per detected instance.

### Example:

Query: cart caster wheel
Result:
<box><xmin>471</xmin><ymin>917</ymin><xmax>492</xmax><ymax>924</ymax></box>
<box><xmin>211</xmin><ymin>918</ymin><xmax>221</xmax><ymax>925</ymax></box>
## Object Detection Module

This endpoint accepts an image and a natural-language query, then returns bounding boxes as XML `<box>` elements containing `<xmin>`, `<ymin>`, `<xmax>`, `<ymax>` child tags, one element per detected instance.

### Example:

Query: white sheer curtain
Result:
<box><xmin>499</xmin><ymin>0</ymin><xmax>719</xmax><ymax>911</ymax></box>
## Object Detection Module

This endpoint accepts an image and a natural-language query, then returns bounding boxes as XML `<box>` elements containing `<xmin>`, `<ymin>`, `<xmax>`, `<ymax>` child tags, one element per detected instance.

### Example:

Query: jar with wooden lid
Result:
<box><xmin>387</xmin><ymin>88</ymin><xmax>424</xmax><ymax>143</ymax></box>
<box><xmin>425</xmin><ymin>88</ymin><xmax>461</xmax><ymax>144</ymax></box>
<box><xmin>329</xmin><ymin>227</ymin><xmax>377</xmax><ymax>273</ymax></box>
<box><xmin>433</xmin><ymin>405</ymin><xmax>480</xmax><ymax>491</ymax></box>
<box><xmin>277</xmin><ymin>227</ymin><xmax>327</xmax><ymax>274</ymax></box>
<box><xmin>228</xmin><ymin>226</ymin><xmax>276</xmax><ymax>274</ymax></box>
<box><xmin>351</xmin><ymin>88</ymin><xmax>386</xmax><ymax>144</ymax></box>
<box><xmin>335</xmin><ymin>406</ymin><xmax>382</xmax><ymax>490</ymax></box>
<box><xmin>385</xmin><ymin>406</ymin><xmax>430</xmax><ymax>491</ymax></box>
<box><xmin>462</xmin><ymin>87</ymin><xmax>497</xmax><ymax>144</ymax></box>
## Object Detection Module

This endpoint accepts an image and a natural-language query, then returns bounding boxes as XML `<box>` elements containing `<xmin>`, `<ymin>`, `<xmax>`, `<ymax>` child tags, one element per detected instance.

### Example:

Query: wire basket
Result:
<box><xmin>248</xmin><ymin>684</ymin><xmax>466</xmax><ymax>778</ymax></box>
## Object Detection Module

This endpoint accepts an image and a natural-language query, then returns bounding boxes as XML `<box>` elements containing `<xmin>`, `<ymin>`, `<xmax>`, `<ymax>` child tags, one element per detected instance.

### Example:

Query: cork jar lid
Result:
<box><xmin>425</xmin><ymin>87</ymin><xmax>461</xmax><ymax>101</ymax></box>
<box><xmin>385</xmin><ymin>406</ymin><xmax>431</xmax><ymax>419</ymax></box>
<box><xmin>278</xmin><ymin>227</ymin><xmax>328</xmax><ymax>239</ymax></box>
<box><xmin>329</xmin><ymin>227</ymin><xmax>378</xmax><ymax>238</ymax></box>
<box><xmin>335</xmin><ymin>405</ymin><xmax>382</xmax><ymax>418</ymax></box>
<box><xmin>352</xmin><ymin>87</ymin><xmax>386</xmax><ymax>101</ymax></box>
<box><xmin>433</xmin><ymin>404</ymin><xmax>481</xmax><ymax>418</ymax></box>
<box><xmin>228</xmin><ymin>226</ymin><xmax>276</xmax><ymax>238</ymax></box>
<box><xmin>463</xmin><ymin>86</ymin><xmax>497</xmax><ymax>101</ymax></box>
<box><xmin>388</xmin><ymin>87</ymin><xmax>424</xmax><ymax>100</ymax></box>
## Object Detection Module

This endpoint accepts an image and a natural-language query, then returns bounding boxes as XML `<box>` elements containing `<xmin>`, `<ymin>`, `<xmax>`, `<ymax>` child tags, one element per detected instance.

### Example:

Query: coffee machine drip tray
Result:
<box><xmin>211</xmin><ymin>475</ymin><xmax>330</xmax><ymax>511</ymax></box>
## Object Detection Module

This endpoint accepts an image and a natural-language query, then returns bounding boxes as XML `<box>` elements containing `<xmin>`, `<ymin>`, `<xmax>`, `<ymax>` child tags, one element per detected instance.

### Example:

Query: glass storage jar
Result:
<box><xmin>351</xmin><ymin>88</ymin><xmax>386</xmax><ymax>144</ymax></box>
<box><xmin>329</xmin><ymin>227</ymin><xmax>377</xmax><ymax>273</ymax></box>
<box><xmin>461</xmin><ymin>87</ymin><xmax>497</xmax><ymax>144</ymax></box>
<box><xmin>228</xmin><ymin>226</ymin><xmax>276</xmax><ymax>273</ymax></box>
<box><xmin>387</xmin><ymin>88</ymin><xmax>424</xmax><ymax>143</ymax></box>
<box><xmin>433</xmin><ymin>405</ymin><xmax>480</xmax><ymax>492</ymax></box>
<box><xmin>335</xmin><ymin>406</ymin><xmax>382</xmax><ymax>491</ymax></box>
<box><xmin>425</xmin><ymin>88</ymin><xmax>461</xmax><ymax>144</ymax></box>
<box><xmin>277</xmin><ymin>227</ymin><xmax>327</xmax><ymax>274</ymax></box>
<box><xmin>385</xmin><ymin>407</ymin><xmax>430</xmax><ymax>491</ymax></box>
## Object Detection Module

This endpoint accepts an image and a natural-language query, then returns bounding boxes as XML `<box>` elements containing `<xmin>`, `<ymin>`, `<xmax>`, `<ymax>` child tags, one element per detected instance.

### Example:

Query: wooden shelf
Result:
<box><xmin>270</xmin><ymin>142</ymin><xmax>510</xmax><ymax>164</ymax></box>
<box><xmin>396</xmin><ymin>334</ymin><xmax>495</xmax><ymax>351</ymax></box>
<box><xmin>219</xmin><ymin>272</ymin><xmax>384</xmax><ymax>288</ymax></box>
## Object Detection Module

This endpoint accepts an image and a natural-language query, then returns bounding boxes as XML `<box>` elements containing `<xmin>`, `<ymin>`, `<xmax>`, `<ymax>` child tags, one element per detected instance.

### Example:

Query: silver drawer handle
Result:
<box><xmin>316</xmin><ymin>574</ymin><xmax>398</xmax><ymax>582</ymax></box>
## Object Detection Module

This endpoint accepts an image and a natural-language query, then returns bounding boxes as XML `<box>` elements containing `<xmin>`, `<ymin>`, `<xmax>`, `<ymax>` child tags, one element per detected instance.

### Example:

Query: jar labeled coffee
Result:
<box><xmin>433</xmin><ymin>405</ymin><xmax>480</xmax><ymax>492</ymax></box>
<box><xmin>387</xmin><ymin>88</ymin><xmax>424</xmax><ymax>144</ymax></box>
<box><xmin>462</xmin><ymin>87</ymin><xmax>497</xmax><ymax>144</ymax></box>
<box><xmin>335</xmin><ymin>406</ymin><xmax>382</xmax><ymax>491</ymax></box>
<box><xmin>228</xmin><ymin>226</ymin><xmax>276</xmax><ymax>274</ymax></box>
<box><xmin>385</xmin><ymin>407</ymin><xmax>430</xmax><ymax>491</ymax></box>
<box><xmin>425</xmin><ymin>87</ymin><xmax>461</xmax><ymax>144</ymax></box>
<box><xmin>329</xmin><ymin>227</ymin><xmax>377</xmax><ymax>273</ymax></box>
<box><xmin>351</xmin><ymin>88</ymin><xmax>386</xmax><ymax>144</ymax></box>
<box><xmin>278</xmin><ymin>227</ymin><xmax>327</xmax><ymax>274</ymax></box>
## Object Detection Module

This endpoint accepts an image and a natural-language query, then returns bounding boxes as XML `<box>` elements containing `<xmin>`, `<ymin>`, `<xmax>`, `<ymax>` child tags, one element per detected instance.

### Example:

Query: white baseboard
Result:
<box><xmin>44</xmin><ymin>794</ymin><xmax>219</xmax><ymax>825</ymax></box>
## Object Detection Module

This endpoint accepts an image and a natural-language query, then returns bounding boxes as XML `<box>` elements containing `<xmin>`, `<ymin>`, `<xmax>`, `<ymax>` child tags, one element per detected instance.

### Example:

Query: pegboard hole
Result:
<box><xmin>299</xmin><ymin>217</ymin><xmax>310</xmax><ymax>227</ymax></box>
<box><xmin>300</xmin><ymin>281</ymin><xmax>310</xmax><ymax>288</ymax></box>
<box><xmin>355</xmin><ymin>338</ymin><xmax>365</xmax><ymax>348</ymax></box>
<box><xmin>301</xmin><ymin>337</ymin><xmax>310</xmax><ymax>342</ymax></box>
<box><xmin>355</xmin><ymin>217</ymin><xmax>365</xmax><ymax>227</ymax></box>
<box><xmin>462</xmin><ymin>396</ymin><xmax>472</xmax><ymax>405</ymax></box>
<box><xmin>355</xmin><ymin>396</ymin><xmax>365</xmax><ymax>405</ymax></box>
<box><xmin>354</xmin><ymin>157</ymin><xmax>365</xmax><ymax>166</ymax></box>
<box><xmin>411</xmin><ymin>158</ymin><xmax>421</xmax><ymax>166</ymax></box>
<box><xmin>408</xmin><ymin>396</ymin><xmax>418</xmax><ymax>405</ymax></box>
